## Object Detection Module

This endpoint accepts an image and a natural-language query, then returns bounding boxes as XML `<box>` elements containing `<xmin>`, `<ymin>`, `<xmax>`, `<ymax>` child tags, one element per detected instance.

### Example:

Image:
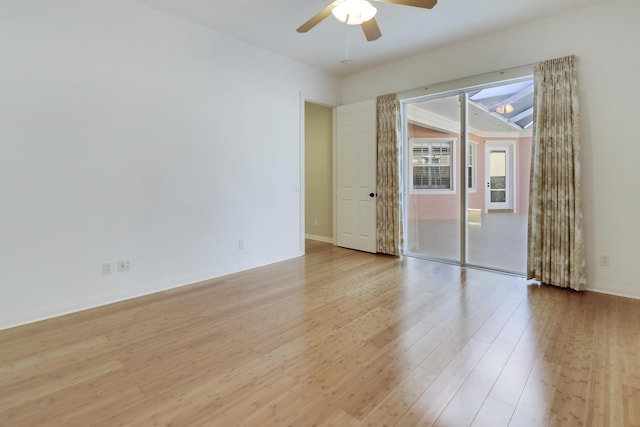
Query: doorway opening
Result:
<box><xmin>402</xmin><ymin>77</ymin><xmax>533</xmax><ymax>274</ymax></box>
<box><xmin>304</xmin><ymin>101</ymin><xmax>335</xmax><ymax>246</ymax></box>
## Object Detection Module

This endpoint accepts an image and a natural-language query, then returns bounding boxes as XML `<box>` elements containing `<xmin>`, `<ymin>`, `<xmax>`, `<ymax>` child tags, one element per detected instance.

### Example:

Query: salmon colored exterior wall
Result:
<box><xmin>406</xmin><ymin>123</ymin><xmax>531</xmax><ymax>220</ymax></box>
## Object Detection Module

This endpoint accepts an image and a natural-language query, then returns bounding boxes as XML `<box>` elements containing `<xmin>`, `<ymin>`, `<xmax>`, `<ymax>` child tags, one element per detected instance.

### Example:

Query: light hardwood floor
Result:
<box><xmin>1</xmin><ymin>240</ymin><xmax>639</xmax><ymax>426</ymax></box>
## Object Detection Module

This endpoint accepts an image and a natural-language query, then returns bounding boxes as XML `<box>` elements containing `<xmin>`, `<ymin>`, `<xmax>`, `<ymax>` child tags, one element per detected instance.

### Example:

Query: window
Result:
<box><xmin>411</xmin><ymin>139</ymin><xmax>454</xmax><ymax>192</ymax></box>
<box><xmin>467</xmin><ymin>142</ymin><xmax>477</xmax><ymax>192</ymax></box>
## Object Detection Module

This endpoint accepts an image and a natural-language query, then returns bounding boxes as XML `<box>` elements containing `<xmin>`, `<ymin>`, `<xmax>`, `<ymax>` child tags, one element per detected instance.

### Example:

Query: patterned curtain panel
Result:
<box><xmin>376</xmin><ymin>93</ymin><xmax>403</xmax><ymax>256</ymax></box>
<box><xmin>528</xmin><ymin>55</ymin><xmax>587</xmax><ymax>290</ymax></box>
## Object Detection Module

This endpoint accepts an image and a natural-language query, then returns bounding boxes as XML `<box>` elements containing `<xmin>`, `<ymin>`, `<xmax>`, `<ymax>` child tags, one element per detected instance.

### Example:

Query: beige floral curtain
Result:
<box><xmin>528</xmin><ymin>55</ymin><xmax>586</xmax><ymax>290</ymax></box>
<box><xmin>376</xmin><ymin>94</ymin><xmax>403</xmax><ymax>256</ymax></box>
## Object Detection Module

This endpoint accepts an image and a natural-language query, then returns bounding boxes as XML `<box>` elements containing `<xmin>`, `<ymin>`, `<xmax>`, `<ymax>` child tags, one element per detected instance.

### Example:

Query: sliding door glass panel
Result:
<box><xmin>466</xmin><ymin>79</ymin><xmax>534</xmax><ymax>274</ymax></box>
<box><xmin>404</xmin><ymin>95</ymin><xmax>460</xmax><ymax>263</ymax></box>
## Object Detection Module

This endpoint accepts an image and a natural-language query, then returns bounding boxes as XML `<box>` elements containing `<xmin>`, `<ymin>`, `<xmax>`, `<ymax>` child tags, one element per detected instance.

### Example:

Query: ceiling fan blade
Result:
<box><xmin>373</xmin><ymin>0</ymin><xmax>437</xmax><ymax>9</ymax></box>
<box><xmin>296</xmin><ymin>3</ymin><xmax>337</xmax><ymax>33</ymax></box>
<box><xmin>361</xmin><ymin>18</ymin><xmax>382</xmax><ymax>41</ymax></box>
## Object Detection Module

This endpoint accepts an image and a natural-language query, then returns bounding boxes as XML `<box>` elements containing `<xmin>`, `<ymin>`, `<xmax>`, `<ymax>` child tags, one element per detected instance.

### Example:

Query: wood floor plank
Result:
<box><xmin>240</xmin><ymin>380</ymin><xmax>349</xmax><ymax>427</ymax></box>
<box><xmin>509</xmin><ymin>357</ymin><xmax>562</xmax><ymax>426</ymax></box>
<box><xmin>434</xmin><ymin>311</ymin><xmax>529</xmax><ymax>426</ymax></box>
<box><xmin>395</xmin><ymin>338</ymin><xmax>491</xmax><ymax>427</ymax></box>
<box><xmin>488</xmin><ymin>286</ymin><xmax>560</xmax><ymax>408</ymax></box>
<box><xmin>0</xmin><ymin>359</ymin><xmax>124</xmax><ymax>411</ymax></box>
<box><xmin>1</xmin><ymin>240</ymin><xmax>640</xmax><ymax>426</ymax></box>
<box><xmin>358</xmin><ymin>365</ymin><xmax>440</xmax><ymax>426</ymax></box>
<box><xmin>470</xmin><ymin>397</ymin><xmax>514</xmax><ymax>427</ymax></box>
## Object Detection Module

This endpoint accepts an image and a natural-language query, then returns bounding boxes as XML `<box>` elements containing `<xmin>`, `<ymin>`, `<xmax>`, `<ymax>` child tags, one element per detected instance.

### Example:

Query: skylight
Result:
<box><xmin>468</xmin><ymin>81</ymin><xmax>534</xmax><ymax>129</ymax></box>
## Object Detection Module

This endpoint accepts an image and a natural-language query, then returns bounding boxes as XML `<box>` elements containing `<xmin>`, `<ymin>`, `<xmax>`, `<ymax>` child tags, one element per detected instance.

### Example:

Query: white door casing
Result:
<box><xmin>336</xmin><ymin>100</ymin><xmax>377</xmax><ymax>253</ymax></box>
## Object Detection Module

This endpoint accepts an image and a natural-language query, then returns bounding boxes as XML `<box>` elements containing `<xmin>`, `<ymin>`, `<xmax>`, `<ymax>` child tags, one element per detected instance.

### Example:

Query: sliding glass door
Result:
<box><xmin>402</xmin><ymin>78</ymin><xmax>533</xmax><ymax>274</ymax></box>
<box><xmin>404</xmin><ymin>94</ymin><xmax>461</xmax><ymax>263</ymax></box>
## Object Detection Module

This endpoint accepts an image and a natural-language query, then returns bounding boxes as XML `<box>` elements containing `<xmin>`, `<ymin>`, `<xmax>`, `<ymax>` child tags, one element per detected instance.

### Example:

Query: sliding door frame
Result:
<box><xmin>400</xmin><ymin>67</ymin><xmax>533</xmax><ymax>273</ymax></box>
<box><xmin>459</xmin><ymin>92</ymin><xmax>469</xmax><ymax>266</ymax></box>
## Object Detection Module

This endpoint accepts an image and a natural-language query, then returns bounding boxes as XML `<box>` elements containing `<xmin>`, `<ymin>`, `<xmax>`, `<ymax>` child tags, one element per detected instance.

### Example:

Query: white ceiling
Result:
<box><xmin>133</xmin><ymin>0</ymin><xmax>606</xmax><ymax>76</ymax></box>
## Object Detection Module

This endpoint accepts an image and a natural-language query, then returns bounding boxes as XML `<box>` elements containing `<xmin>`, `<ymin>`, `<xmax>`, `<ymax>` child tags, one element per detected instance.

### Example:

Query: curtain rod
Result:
<box><xmin>398</xmin><ymin>63</ymin><xmax>535</xmax><ymax>101</ymax></box>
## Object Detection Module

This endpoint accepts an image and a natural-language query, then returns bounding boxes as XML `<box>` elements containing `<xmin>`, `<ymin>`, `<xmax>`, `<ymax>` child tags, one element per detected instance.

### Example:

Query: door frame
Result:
<box><xmin>301</xmin><ymin>95</ymin><xmax>337</xmax><ymax>254</ymax></box>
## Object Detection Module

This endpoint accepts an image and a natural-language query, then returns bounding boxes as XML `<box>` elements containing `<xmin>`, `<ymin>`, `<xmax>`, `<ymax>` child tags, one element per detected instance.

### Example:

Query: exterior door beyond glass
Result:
<box><xmin>485</xmin><ymin>143</ymin><xmax>515</xmax><ymax>211</ymax></box>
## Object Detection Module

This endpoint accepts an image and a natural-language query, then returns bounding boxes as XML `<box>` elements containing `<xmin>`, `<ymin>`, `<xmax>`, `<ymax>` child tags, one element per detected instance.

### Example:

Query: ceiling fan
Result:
<box><xmin>296</xmin><ymin>0</ymin><xmax>438</xmax><ymax>41</ymax></box>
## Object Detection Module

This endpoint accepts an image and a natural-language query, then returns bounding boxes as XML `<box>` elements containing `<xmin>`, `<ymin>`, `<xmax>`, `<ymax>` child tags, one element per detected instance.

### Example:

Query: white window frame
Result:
<box><xmin>467</xmin><ymin>141</ymin><xmax>477</xmax><ymax>193</ymax></box>
<box><xmin>409</xmin><ymin>138</ymin><xmax>456</xmax><ymax>194</ymax></box>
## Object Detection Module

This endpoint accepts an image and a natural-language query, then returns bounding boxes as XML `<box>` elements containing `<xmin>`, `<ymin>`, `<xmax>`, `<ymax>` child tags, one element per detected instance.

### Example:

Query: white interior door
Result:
<box><xmin>485</xmin><ymin>142</ymin><xmax>516</xmax><ymax>211</ymax></box>
<box><xmin>336</xmin><ymin>99</ymin><xmax>377</xmax><ymax>253</ymax></box>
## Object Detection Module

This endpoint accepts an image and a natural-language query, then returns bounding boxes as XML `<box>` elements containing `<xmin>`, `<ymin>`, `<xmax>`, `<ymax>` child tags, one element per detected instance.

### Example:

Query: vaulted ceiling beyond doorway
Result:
<box><xmin>409</xmin><ymin>80</ymin><xmax>534</xmax><ymax>136</ymax></box>
<box><xmin>469</xmin><ymin>81</ymin><xmax>534</xmax><ymax>130</ymax></box>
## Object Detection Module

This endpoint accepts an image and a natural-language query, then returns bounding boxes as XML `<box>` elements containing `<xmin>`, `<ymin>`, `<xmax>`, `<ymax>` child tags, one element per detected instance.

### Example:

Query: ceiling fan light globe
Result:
<box><xmin>331</xmin><ymin>0</ymin><xmax>377</xmax><ymax>25</ymax></box>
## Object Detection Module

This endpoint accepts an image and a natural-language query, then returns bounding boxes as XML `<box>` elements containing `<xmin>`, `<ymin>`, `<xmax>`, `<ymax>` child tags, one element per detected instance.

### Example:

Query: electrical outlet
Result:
<box><xmin>239</xmin><ymin>240</ymin><xmax>244</xmax><ymax>250</ymax></box>
<box><xmin>117</xmin><ymin>260</ymin><xmax>132</xmax><ymax>272</ymax></box>
<box><xmin>599</xmin><ymin>255</ymin><xmax>610</xmax><ymax>267</ymax></box>
<box><xmin>102</xmin><ymin>263</ymin><xmax>112</xmax><ymax>275</ymax></box>
<box><xmin>314</xmin><ymin>218</ymin><xmax>318</xmax><ymax>226</ymax></box>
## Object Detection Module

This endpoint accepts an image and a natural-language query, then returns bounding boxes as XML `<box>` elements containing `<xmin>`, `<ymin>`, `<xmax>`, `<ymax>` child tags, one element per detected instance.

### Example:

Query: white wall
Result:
<box><xmin>0</xmin><ymin>0</ymin><xmax>338</xmax><ymax>329</ymax></box>
<box><xmin>340</xmin><ymin>0</ymin><xmax>640</xmax><ymax>298</ymax></box>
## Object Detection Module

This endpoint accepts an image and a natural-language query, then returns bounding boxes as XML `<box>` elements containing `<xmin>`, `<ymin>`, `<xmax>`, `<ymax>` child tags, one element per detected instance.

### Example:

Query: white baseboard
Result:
<box><xmin>305</xmin><ymin>234</ymin><xmax>334</xmax><ymax>244</ymax></box>
<box><xmin>0</xmin><ymin>250</ymin><xmax>311</xmax><ymax>331</ymax></box>
<box><xmin>586</xmin><ymin>283</ymin><xmax>640</xmax><ymax>300</ymax></box>
<box><xmin>0</xmin><ymin>272</ymin><xmax>219</xmax><ymax>331</ymax></box>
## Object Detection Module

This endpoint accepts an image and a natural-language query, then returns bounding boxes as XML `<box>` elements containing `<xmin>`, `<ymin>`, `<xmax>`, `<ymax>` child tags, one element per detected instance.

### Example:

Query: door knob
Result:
<box><xmin>369</xmin><ymin>193</ymin><xmax>376</xmax><ymax>197</ymax></box>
